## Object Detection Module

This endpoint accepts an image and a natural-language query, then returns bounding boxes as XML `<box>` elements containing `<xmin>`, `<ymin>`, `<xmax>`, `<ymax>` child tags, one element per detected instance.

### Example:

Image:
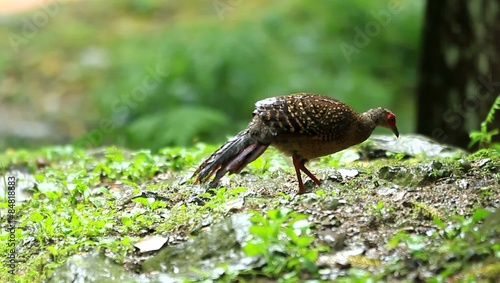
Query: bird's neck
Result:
<box><xmin>354</xmin><ymin>110</ymin><xmax>378</xmax><ymax>142</ymax></box>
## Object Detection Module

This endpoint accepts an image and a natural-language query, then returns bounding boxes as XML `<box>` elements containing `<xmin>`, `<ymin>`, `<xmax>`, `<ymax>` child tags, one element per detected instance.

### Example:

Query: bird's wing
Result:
<box><xmin>253</xmin><ymin>94</ymin><xmax>356</xmax><ymax>141</ymax></box>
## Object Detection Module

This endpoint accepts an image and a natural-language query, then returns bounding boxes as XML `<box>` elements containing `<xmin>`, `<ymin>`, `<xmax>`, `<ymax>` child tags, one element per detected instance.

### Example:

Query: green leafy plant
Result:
<box><xmin>469</xmin><ymin>95</ymin><xmax>500</xmax><ymax>150</ymax></box>
<box><xmin>243</xmin><ymin>208</ymin><xmax>323</xmax><ymax>281</ymax></box>
<box><xmin>371</xmin><ymin>201</ymin><xmax>392</xmax><ymax>221</ymax></box>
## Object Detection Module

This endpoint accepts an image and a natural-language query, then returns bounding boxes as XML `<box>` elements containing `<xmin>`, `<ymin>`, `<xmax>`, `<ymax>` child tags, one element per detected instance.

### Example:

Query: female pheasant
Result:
<box><xmin>192</xmin><ymin>93</ymin><xmax>399</xmax><ymax>194</ymax></box>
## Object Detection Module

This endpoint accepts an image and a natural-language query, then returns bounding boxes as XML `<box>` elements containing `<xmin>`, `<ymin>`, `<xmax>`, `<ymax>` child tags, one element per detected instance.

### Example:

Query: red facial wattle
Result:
<box><xmin>386</xmin><ymin>113</ymin><xmax>399</xmax><ymax>138</ymax></box>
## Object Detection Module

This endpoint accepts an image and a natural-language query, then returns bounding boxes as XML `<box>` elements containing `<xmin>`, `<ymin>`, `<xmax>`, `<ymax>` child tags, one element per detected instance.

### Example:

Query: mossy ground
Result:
<box><xmin>0</xmin><ymin>144</ymin><xmax>499</xmax><ymax>282</ymax></box>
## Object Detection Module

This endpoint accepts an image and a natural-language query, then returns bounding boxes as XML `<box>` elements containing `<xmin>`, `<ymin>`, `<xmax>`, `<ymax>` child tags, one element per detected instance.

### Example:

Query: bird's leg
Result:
<box><xmin>299</xmin><ymin>163</ymin><xmax>322</xmax><ymax>186</ymax></box>
<box><xmin>292</xmin><ymin>155</ymin><xmax>322</xmax><ymax>194</ymax></box>
<box><xmin>292</xmin><ymin>155</ymin><xmax>306</xmax><ymax>194</ymax></box>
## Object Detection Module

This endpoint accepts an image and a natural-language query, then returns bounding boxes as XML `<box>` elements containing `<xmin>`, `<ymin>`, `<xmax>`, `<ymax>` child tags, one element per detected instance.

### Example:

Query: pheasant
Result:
<box><xmin>192</xmin><ymin>93</ymin><xmax>399</xmax><ymax>194</ymax></box>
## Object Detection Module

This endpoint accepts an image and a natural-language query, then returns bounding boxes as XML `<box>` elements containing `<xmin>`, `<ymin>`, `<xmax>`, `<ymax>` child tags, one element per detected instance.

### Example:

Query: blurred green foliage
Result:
<box><xmin>0</xmin><ymin>0</ymin><xmax>422</xmax><ymax>150</ymax></box>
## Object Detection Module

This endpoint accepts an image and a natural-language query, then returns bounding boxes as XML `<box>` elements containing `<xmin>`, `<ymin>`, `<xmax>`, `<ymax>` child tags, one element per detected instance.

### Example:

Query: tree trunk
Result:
<box><xmin>417</xmin><ymin>0</ymin><xmax>500</xmax><ymax>150</ymax></box>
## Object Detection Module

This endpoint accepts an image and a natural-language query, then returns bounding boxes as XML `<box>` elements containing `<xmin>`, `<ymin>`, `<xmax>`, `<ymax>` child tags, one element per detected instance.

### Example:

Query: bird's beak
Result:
<box><xmin>392</xmin><ymin>126</ymin><xmax>399</xmax><ymax>138</ymax></box>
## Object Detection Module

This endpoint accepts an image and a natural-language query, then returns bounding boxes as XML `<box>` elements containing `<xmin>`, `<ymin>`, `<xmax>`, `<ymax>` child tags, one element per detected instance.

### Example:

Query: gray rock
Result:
<box><xmin>49</xmin><ymin>252</ymin><xmax>141</xmax><ymax>283</ymax></box>
<box><xmin>365</xmin><ymin>134</ymin><xmax>467</xmax><ymax>158</ymax></box>
<box><xmin>142</xmin><ymin>213</ymin><xmax>261</xmax><ymax>281</ymax></box>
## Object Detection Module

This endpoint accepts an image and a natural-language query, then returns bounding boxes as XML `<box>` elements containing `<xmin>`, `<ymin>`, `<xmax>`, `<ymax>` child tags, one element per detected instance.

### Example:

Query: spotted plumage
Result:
<box><xmin>255</xmin><ymin>94</ymin><xmax>356</xmax><ymax>140</ymax></box>
<box><xmin>193</xmin><ymin>93</ymin><xmax>399</xmax><ymax>194</ymax></box>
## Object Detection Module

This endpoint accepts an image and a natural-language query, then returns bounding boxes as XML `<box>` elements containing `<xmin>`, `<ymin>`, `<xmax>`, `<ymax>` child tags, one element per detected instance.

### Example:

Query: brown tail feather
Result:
<box><xmin>193</xmin><ymin>130</ymin><xmax>269</xmax><ymax>186</ymax></box>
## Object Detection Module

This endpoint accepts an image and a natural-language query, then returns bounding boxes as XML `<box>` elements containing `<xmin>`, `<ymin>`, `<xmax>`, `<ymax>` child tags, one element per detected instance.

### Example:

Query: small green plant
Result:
<box><xmin>199</xmin><ymin>186</ymin><xmax>246</xmax><ymax>213</ymax></box>
<box><xmin>469</xmin><ymin>95</ymin><xmax>500</xmax><ymax>150</ymax></box>
<box><xmin>371</xmin><ymin>201</ymin><xmax>396</xmax><ymax>222</ymax></box>
<box><xmin>243</xmin><ymin>208</ymin><xmax>323</xmax><ymax>281</ymax></box>
<box><xmin>386</xmin><ymin>151</ymin><xmax>406</xmax><ymax>161</ymax></box>
<box><xmin>371</xmin><ymin>201</ymin><xmax>386</xmax><ymax>221</ymax></box>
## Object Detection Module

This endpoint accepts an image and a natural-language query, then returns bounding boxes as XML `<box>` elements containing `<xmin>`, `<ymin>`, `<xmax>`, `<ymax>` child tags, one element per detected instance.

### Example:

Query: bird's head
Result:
<box><xmin>370</xmin><ymin>108</ymin><xmax>399</xmax><ymax>138</ymax></box>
